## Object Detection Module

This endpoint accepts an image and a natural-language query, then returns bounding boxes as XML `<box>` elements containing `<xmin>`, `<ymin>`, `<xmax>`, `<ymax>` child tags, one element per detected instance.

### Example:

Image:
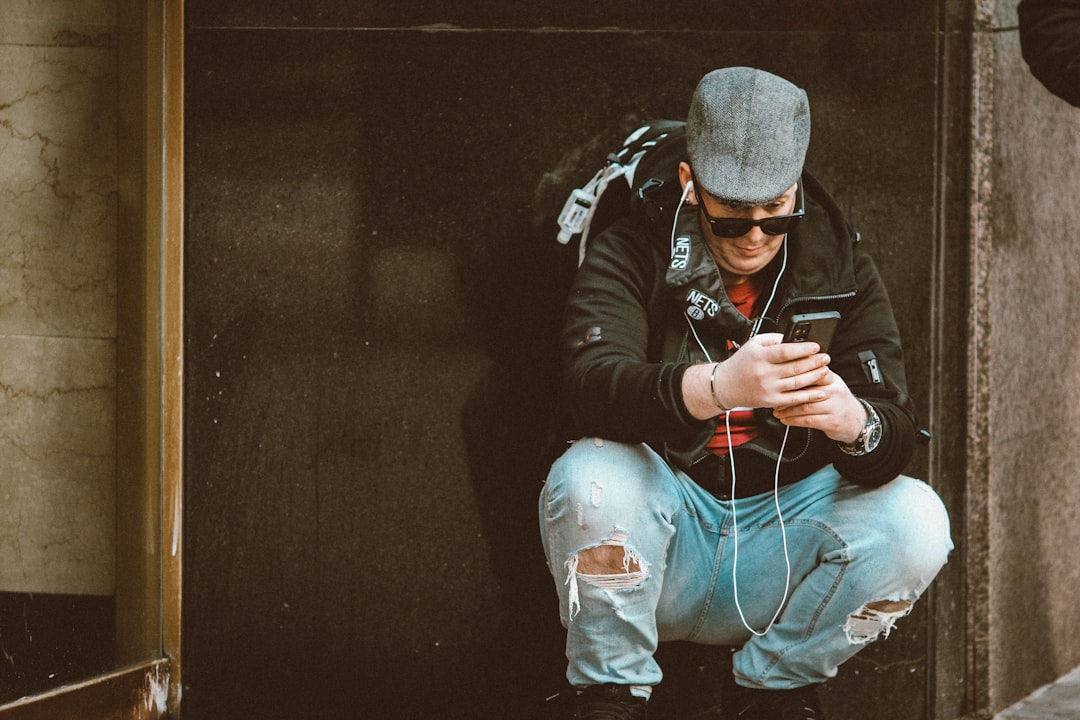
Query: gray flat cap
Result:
<box><xmin>686</xmin><ymin>67</ymin><xmax>810</xmax><ymax>205</ymax></box>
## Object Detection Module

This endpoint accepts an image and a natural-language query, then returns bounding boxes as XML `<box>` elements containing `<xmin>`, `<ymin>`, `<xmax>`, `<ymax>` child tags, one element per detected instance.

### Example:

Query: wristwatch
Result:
<box><xmin>839</xmin><ymin>399</ymin><xmax>882</xmax><ymax>456</ymax></box>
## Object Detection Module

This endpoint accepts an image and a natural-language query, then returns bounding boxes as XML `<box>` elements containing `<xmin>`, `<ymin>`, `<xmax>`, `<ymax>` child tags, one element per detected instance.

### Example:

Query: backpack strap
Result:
<box><xmin>557</xmin><ymin>121</ymin><xmax>686</xmax><ymax>265</ymax></box>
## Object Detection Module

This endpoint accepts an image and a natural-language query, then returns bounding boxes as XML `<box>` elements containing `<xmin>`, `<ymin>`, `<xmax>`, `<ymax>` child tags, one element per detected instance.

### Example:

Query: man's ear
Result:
<box><xmin>678</xmin><ymin>161</ymin><xmax>696</xmax><ymax>203</ymax></box>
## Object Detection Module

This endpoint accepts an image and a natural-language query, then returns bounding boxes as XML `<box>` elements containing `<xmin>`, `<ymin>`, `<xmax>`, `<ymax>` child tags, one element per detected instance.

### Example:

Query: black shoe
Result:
<box><xmin>728</xmin><ymin>685</ymin><xmax>823</xmax><ymax>720</ymax></box>
<box><xmin>575</xmin><ymin>684</ymin><xmax>649</xmax><ymax>720</ymax></box>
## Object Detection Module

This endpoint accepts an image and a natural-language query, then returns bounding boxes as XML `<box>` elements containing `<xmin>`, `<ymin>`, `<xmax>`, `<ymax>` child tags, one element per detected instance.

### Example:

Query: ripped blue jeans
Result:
<box><xmin>538</xmin><ymin>439</ymin><xmax>953</xmax><ymax>691</ymax></box>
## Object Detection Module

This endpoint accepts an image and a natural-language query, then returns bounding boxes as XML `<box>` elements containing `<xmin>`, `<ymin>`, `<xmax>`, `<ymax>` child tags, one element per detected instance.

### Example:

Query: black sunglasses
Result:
<box><xmin>695</xmin><ymin>178</ymin><xmax>805</xmax><ymax>239</ymax></box>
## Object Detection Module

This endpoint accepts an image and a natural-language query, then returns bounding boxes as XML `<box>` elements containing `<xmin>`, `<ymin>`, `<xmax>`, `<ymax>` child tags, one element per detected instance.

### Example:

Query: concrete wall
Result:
<box><xmin>974</xmin><ymin>0</ymin><xmax>1080</xmax><ymax>712</ymax></box>
<box><xmin>182</xmin><ymin>3</ymin><xmax>972</xmax><ymax>719</ymax></box>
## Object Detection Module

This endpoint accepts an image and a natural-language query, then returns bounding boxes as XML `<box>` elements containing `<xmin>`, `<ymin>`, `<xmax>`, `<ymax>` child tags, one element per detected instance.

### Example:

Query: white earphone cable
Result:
<box><xmin>673</xmin><ymin>189</ymin><xmax>795</xmax><ymax>637</ymax></box>
<box><xmin>729</xmin><ymin>421</ymin><xmax>792</xmax><ymax>636</ymax></box>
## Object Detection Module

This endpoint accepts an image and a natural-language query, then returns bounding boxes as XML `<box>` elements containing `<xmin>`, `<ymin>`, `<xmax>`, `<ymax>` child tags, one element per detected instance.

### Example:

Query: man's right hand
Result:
<box><xmin>682</xmin><ymin>333</ymin><xmax>832</xmax><ymax>420</ymax></box>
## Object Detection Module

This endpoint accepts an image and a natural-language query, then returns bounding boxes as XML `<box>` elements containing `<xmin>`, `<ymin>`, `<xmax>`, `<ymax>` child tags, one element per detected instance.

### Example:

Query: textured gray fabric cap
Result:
<box><xmin>686</xmin><ymin>67</ymin><xmax>810</xmax><ymax>206</ymax></box>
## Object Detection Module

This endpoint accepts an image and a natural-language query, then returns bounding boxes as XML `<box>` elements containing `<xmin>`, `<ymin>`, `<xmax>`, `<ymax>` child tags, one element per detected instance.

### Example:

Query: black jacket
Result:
<box><xmin>557</xmin><ymin>172</ymin><xmax>917</xmax><ymax>489</ymax></box>
<box><xmin>1020</xmin><ymin>0</ymin><xmax>1080</xmax><ymax>107</ymax></box>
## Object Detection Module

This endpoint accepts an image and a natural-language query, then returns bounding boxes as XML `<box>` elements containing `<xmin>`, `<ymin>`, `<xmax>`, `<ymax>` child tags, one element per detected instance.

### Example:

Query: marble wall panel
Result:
<box><xmin>0</xmin><ymin>0</ymin><xmax>116</xmax><ymax>46</ymax></box>
<box><xmin>0</xmin><ymin>335</ymin><xmax>115</xmax><ymax>595</ymax></box>
<box><xmin>0</xmin><ymin>44</ymin><xmax>117</xmax><ymax>339</ymax></box>
<box><xmin>0</xmin><ymin>4</ymin><xmax>118</xmax><ymax>597</ymax></box>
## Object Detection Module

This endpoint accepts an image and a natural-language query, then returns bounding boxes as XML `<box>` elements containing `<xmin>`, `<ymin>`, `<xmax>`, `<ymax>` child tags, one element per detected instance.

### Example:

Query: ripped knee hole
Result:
<box><xmin>844</xmin><ymin>599</ymin><xmax>914</xmax><ymax>644</ymax></box>
<box><xmin>577</xmin><ymin>544</ymin><xmax>643</xmax><ymax>574</ymax></box>
<box><xmin>564</xmin><ymin>531</ymin><xmax>649</xmax><ymax>619</ymax></box>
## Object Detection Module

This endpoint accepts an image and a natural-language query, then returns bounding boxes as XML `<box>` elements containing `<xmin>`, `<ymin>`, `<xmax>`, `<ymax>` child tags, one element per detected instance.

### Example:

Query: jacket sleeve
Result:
<box><xmin>1019</xmin><ymin>0</ymin><xmax>1080</xmax><ymax>107</ymax></box>
<box><xmin>826</xmin><ymin>247</ymin><xmax>919</xmax><ymax>486</ymax></box>
<box><xmin>557</xmin><ymin>222</ymin><xmax>713</xmax><ymax>451</ymax></box>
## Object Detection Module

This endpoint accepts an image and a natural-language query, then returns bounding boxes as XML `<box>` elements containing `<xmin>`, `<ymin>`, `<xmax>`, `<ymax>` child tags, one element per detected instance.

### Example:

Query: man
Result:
<box><xmin>539</xmin><ymin>67</ymin><xmax>952</xmax><ymax>720</ymax></box>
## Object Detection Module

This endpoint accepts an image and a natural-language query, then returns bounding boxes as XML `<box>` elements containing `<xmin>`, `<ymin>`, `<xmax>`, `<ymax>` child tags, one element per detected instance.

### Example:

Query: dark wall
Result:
<box><xmin>183</xmin><ymin>4</ymin><xmax>954</xmax><ymax>719</ymax></box>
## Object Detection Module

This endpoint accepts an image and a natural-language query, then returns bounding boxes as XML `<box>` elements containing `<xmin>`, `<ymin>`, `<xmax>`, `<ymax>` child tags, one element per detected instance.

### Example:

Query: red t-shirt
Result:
<box><xmin>706</xmin><ymin>279</ymin><xmax>762</xmax><ymax>455</ymax></box>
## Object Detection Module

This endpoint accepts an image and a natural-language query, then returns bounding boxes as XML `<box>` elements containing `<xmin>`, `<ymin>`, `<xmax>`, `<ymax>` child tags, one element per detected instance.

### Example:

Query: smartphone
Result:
<box><xmin>783</xmin><ymin>311</ymin><xmax>841</xmax><ymax>353</ymax></box>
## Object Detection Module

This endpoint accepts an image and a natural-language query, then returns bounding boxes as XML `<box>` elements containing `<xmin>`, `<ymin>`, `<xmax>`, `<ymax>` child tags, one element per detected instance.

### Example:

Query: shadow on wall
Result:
<box><xmin>455</xmin><ymin>133</ymin><xmax>593</xmax><ymax>720</ymax></box>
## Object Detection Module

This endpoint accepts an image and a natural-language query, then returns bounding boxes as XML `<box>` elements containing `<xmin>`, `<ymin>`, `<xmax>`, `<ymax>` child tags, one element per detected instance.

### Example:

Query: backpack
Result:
<box><xmin>556</xmin><ymin>120</ymin><xmax>687</xmax><ymax>264</ymax></box>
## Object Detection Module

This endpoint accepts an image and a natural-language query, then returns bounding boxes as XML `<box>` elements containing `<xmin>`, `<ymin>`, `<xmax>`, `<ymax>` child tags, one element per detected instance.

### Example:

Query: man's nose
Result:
<box><xmin>741</xmin><ymin>224</ymin><xmax>768</xmax><ymax>244</ymax></box>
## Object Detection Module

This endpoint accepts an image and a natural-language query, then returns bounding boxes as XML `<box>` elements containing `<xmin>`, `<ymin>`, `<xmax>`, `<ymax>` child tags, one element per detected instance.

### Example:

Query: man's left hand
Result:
<box><xmin>771</xmin><ymin>370</ymin><xmax>867</xmax><ymax>444</ymax></box>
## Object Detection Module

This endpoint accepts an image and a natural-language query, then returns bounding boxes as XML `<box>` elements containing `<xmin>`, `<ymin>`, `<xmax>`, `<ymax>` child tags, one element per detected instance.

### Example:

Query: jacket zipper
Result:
<box><xmin>859</xmin><ymin>349</ymin><xmax>883</xmax><ymax>384</ymax></box>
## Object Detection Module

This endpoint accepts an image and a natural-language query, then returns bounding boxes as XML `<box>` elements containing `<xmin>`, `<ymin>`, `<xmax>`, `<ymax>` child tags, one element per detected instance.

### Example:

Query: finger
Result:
<box><xmin>774</xmin><ymin>401</ymin><xmax>835</xmax><ymax>429</ymax></box>
<box><xmin>774</xmin><ymin>394</ymin><xmax>828</xmax><ymax>416</ymax></box>
<box><xmin>754</xmin><ymin>333</ymin><xmax>785</xmax><ymax>347</ymax></box>
<box><xmin>776</xmin><ymin>411</ymin><xmax>832</xmax><ymax>431</ymax></box>
<box><xmin>773</xmin><ymin>341</ymin><xmax>822</xmax><ymax>362</ymax></box>
<box><xmin>774</xmin><ymin>387</ymin><xmax>829</xmax><ymax>409</ymax></box>
<box><xmin>780</xmin><ymin>364</ymin><xmax>832</xmax><ymax>393</ymax></box>
<box><xmin>789</xmin><ymin>355</ymin><xmax>832</xmax><ymax>378</ymax></box>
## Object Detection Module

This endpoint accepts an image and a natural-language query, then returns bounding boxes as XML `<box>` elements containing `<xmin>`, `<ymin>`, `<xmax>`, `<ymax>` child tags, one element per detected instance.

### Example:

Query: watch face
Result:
<box><xmin>865</xmin><ymin>416</ymin><xmax>883</xmax><ymax>452</ymax></box>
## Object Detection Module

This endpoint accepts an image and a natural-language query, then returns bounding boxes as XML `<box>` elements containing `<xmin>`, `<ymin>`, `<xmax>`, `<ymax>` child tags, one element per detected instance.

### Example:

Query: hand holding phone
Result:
<box><xmin>783</xmin><ymin>311</ymin><xmax>840</xmax><ymax>353</ymax></box>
